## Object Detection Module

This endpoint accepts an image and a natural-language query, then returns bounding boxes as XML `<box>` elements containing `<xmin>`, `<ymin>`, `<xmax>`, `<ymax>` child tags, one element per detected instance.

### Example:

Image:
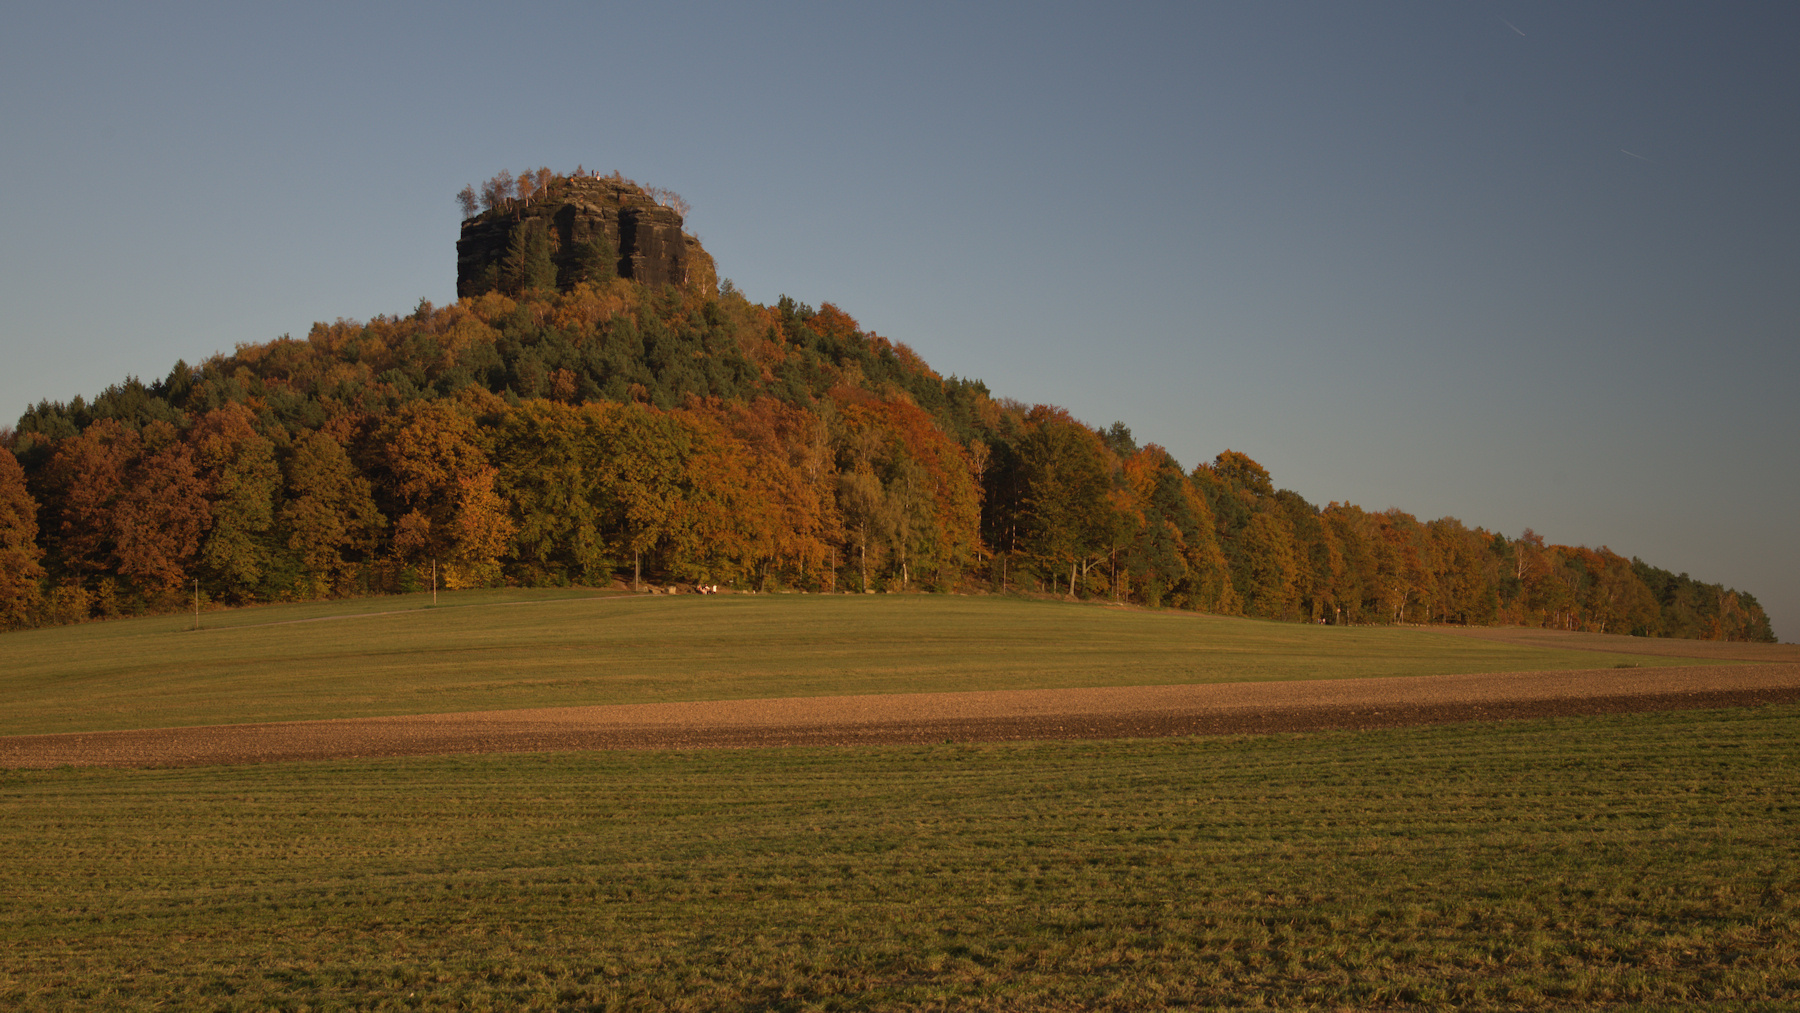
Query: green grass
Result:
<box><xmin>0</xmin><ymin>592</ymin><xmax>1713</xmax><ymax>735</ymax></box>
<box><xmin>1</xmin><ymin>705</ymin><xmax>1795</xmax><ymax>1010</ymax></box>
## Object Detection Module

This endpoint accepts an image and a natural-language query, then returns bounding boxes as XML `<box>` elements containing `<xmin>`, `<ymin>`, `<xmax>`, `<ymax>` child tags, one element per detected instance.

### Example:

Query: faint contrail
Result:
<box><xmin>1620</xmin><ymin>149</ymin><xmax>1653</xmax><ymax>162</ymax></box>
<box><xmin>1501</xmin><ymin>19</ymin><xmax>1525</xmax><ymax>36</ymax></box>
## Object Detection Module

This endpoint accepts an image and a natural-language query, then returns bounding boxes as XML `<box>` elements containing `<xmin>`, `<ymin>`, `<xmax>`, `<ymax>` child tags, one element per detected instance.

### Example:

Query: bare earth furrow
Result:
<box><xmin>4</xmin><ymin>663</ymin><xmax>1796</xmax><ymax>768</ymax></box>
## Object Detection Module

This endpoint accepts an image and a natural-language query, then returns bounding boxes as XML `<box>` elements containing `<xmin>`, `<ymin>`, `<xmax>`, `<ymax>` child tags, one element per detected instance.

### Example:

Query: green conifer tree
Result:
<box><xmin>563</xmin><ymin>233</ymin><xmax>617</xmax><ymax>288</ymax></box>
<box><xmin>504</xmin><ymin>220</ymin><xmax>558</xmax><ymax>294</ymax></box>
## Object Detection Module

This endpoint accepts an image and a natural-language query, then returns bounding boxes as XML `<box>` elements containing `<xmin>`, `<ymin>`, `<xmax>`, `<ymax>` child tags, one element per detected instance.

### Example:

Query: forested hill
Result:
<box><xmin>0</xmin><ymin>180</ymin><xmax>1777</xmax><ymax>641</ymax></box>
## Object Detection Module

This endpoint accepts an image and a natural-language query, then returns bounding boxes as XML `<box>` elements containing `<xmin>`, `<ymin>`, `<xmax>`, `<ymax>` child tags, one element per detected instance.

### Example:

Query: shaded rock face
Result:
<box><xmin>456</xmin><ymin>176</ymin><xmax>716</xmax><ymax>298</ymax></box>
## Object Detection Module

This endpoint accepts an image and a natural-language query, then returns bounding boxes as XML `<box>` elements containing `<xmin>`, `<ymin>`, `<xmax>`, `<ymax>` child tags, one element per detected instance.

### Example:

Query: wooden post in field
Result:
<box><xmin>193</xmin><ymin>579</ymin><xmax>200</xmax><ymax>631</ymax></box>
<box><xmin>432</xmin><ymin>560</ymin><xmax>438</xmax><ymax>606</ymax></box>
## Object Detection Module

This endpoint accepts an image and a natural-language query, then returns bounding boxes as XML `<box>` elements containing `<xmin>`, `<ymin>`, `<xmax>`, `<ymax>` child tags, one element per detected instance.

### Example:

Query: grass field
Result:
<box><xmin>0</xmin><ymin>591</ymin><xmax>1733</xmax><ymax>736</ymax></box>
<box><xmin>1</xmin><ymin>705</ymin><xmax>1795</xmax><ymax>1010</ymax></box>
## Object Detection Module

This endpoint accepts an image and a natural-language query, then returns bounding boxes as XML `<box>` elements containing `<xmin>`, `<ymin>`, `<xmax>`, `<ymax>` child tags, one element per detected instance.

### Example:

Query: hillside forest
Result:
<box><xmin>0</xmin><ymin>174</ymin><xmax>1776</xmax><ymax>641</ymax></box>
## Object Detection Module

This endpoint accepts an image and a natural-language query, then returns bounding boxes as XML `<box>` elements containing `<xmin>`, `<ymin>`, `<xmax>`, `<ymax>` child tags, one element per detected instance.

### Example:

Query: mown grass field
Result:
<box><xmin>2</xmin><ymin>705</ymin><xmax>1795</xmax><ymax>1010</ymax></box>
<box><xmin>0</xmin><ymin>591</ymin><xmax>1729</xmax><ymax>736</ymax></box>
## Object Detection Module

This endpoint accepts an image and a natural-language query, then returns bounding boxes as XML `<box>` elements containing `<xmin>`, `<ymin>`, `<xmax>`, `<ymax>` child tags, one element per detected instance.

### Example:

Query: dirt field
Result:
<box><xmin>4</xmin><ymin>662</ymin><xmax>1796</xmax><ymax>768</ymax></box>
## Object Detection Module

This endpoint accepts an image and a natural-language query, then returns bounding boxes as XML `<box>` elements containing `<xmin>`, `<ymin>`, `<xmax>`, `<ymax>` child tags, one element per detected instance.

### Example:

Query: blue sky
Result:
<box><xmin>2</xmin><ymin>2</ymin><xmax>1795</xmax><ymax>639</ymax></box>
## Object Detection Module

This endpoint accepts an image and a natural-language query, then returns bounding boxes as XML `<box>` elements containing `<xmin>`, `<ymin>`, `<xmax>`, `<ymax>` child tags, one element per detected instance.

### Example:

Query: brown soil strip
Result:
<box><xmin>4</xmin><ymin>664</ymin><xmax>1796</xmax><ymax>769</ymax></box>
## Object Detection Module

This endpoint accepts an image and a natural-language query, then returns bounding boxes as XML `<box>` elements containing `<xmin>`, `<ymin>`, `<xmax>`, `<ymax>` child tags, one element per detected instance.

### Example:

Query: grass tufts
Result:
<box><xmin>0</xmin><ymin>705</ymin><xmax>1796</xmax><ymax>1008</ymax></box>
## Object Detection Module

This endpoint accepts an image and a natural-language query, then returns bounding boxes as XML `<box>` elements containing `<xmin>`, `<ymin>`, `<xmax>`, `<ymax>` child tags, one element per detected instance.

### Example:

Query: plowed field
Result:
<box><xmin>6</xmin><ymin>661</ymin><xmax>1795</xmax><ymax>768</ymax></box>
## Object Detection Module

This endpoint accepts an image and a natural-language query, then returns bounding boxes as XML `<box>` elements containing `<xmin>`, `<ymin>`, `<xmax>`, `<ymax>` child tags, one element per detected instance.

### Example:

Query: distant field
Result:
<box><xmin>1438</xmin><ymin>624</ymin><xmax>1800</xmax><ymax>663</ymax></box>
<box><xmin>0</xmin><ymin>591</ymin><xmax>1733</xmax><ymax>736</ymax></box>
<box><xmin>1</xmin><ymin>705</ymin><xmax>1794</xmax><ymax>1010</ymax></box>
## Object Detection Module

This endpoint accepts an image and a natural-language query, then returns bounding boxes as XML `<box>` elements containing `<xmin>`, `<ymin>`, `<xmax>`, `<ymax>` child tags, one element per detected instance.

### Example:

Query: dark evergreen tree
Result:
<box><xmin>503</xmin><ymin>220</ymin><xmax>557</xmax><ymax>294</ymax></box>
<box><xmin>562</xmin><ymin>234</ymin><xmax>617</xmax><ymax>288</ymax></box>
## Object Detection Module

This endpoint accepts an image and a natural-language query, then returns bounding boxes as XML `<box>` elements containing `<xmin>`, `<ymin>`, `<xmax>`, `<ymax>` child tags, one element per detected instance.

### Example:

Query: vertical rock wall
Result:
<box><xmin>456</xmin><ymin>176</ymin><xmax>716</xmax><ymax>298</ymax></box>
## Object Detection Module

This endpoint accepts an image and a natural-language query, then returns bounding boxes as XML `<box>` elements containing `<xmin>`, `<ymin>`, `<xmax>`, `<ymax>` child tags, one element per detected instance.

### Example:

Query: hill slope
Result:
<box><xmin>0</xmin><ymin>170</ymin><xmax>1776</xmax><ymax>641</ymax></box>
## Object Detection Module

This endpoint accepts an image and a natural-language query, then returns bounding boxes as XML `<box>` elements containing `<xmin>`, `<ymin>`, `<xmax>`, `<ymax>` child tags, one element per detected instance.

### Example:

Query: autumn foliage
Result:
<box><xmin>2</xmin><ymin>280</ymin><xmax>1777</xmax><ymax>642</ymax></box>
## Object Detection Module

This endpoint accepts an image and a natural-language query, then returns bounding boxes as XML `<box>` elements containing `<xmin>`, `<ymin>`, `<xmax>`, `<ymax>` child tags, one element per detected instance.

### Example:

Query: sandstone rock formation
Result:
<box><xmin>456</xmin><ymin>175</ymin><xmax>717</xmax><ymax>298</ymax></box>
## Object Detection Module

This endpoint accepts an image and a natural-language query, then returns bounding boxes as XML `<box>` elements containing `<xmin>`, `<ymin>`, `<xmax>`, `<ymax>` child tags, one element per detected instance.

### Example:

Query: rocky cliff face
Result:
<box><xmin>456</xmin><ymin>176</ymin><xmax>717</xmax><ymax>298</ymax></box>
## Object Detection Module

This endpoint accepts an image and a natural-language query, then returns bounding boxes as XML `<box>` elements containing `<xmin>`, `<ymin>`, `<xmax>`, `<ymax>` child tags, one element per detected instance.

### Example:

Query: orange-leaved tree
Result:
<box><xmin>682</xmin><ymin>397</ymin><xmax>842</xmax><ymax>589</ymax></box>
<box><xmin>0</xmin><ymin>448</ymin><xmax>46</xmax><ymax>626</ymax></box>
<box><xmin>40</xmin><ymin>418</ymin><xmax>138</xmax><ymax>581</ymax></box>
<box><xmin>368</xmin><ymin>400</ymin><xmax>513</xmax><ymax>588</ymax></box>
<box><xmin>113</xmin><ymin>421</ymin><xmax>211</xmax><ymax>596</ymax></box>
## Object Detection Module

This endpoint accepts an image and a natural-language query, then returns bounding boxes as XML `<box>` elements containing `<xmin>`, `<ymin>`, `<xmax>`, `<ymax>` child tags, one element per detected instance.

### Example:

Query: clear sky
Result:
<box><xmin>2</xmin><ymin>2</ymin><xmax>1794</xmax><ymax>639</ymax></box>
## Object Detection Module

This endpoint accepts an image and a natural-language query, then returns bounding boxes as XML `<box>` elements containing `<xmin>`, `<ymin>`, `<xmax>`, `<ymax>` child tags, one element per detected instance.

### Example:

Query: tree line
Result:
<box><xmin>457</xmin><ymin>167</ymin><xmax>688</xmax><ymax>220</ymax></box>
<box><xmin>1</xmin><ymin>278</ymin><xmax>1776</xmax><ymax>641</ymax></box>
